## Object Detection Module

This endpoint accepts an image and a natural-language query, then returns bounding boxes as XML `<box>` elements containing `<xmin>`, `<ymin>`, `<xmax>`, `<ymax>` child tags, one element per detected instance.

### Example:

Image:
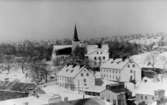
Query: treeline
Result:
<box><xmin>0</xmin><ymin>38</ymin><xmax>143</xmax><ymax>63</ymax></box>
<box><xmin>108</xmin><ymin>40</ymin><xmax>142</xmax><ymax>59</ymax></box>
<box><xmin>0</xmin><ymin>40</ymin><xmax>53</xmax><ymax>62</ymax></box>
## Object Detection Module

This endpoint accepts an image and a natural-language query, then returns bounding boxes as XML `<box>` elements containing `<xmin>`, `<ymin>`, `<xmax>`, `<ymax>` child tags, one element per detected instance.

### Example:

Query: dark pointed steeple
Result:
<box><xmin>73</xmin><ymin>25</ymin><xmax>80</xmax><ymax>41</ymax></box>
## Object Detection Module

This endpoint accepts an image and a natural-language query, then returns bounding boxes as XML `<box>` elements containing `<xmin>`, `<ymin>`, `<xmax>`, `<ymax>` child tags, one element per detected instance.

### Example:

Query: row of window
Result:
<box><xmin>140</xmin><ymin>95</ymin><xmax>154</xmax><ymax>100</ymax></box>
<box><xmin>127</xmin><ymin>64</ymin><xmax>136</xmax><ymax>68</ymax></box>
<box><xmin>101</xmin><ymin>69</ymin><xmax>120</xmax><ymax>74</ymax></box>
<box><xmin>96</xmin><ymin>51</ymin><xmax>103</xmax><ymax>54</ymax></box>
<box><xmin>58</xmin><ymin>76</ymin><xmax>72</xmax><ymax>81</ymax></box>
<box><xmin>102</xmin><ymin>74</ymin><xmax>120</xmax><ymax>80</ymax></box>
<box><xmin>94</xmin><ymin>56</ymin><xmax>106</xmax><ymax>61</ymax></box>
<box><xmin>81</xmin><ymin>73</ymin><xmax>89</xmax><ymax>77</ymax></box>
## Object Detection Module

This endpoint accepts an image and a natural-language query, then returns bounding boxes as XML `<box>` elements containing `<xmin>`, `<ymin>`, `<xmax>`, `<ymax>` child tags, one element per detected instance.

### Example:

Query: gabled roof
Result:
<box><xmin>57</xmin><ymin>65</ymin><xmax>88</xmax><ymax>78</ymax></box>
<box><xmin>53</xmin><ymin>45</ymin><xmax>72</xmax><ymax>51</ymax></box>
<box><xmin>86</xmin><ymin>44</ymin><xmax>109</xmax><ymax>55</ymax></box>
<box><xmin>101</xmin><ymin>58</ymin><xmax>129</xmax><ymax>69</ymax></box>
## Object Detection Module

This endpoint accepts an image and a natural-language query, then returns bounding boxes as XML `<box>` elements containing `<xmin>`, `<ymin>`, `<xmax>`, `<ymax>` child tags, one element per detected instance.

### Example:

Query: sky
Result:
<box><xmin>0</xmin><ymin>0</ymin><xmax>167</xmax><ymax>42</ymax></box>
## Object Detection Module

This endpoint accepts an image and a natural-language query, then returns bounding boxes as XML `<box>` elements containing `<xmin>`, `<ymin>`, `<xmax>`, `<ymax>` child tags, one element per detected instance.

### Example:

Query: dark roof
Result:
<box><xmin>142</xmin><ymin>67</ymin><xmax>164</xmax><ymax>74</ymax></box>
<box><xmin>73</xmin><ymin>25</ymin><xmax>80</xmax><ymax>41</ymax></box>
<box><xmin>106</xmin><ymin>83</ymin><xmax>128</xmax><ymax>93</ymax></box>
<box><xmin>55</xmin><ymin>47</ymin><xmax>72</xmax><ymax>55</ymax></box>
<box><xmin>48</xmin><ymin>98</ymin><xmax>106</xmax><ymax>105</ymax></box>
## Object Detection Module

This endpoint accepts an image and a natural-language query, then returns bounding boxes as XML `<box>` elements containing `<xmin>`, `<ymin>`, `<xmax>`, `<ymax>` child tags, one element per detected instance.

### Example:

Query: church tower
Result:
<box><xmin>72</xmin><ymin>25</ymin><xmax>81</xmax><ymax>53</ymax></box>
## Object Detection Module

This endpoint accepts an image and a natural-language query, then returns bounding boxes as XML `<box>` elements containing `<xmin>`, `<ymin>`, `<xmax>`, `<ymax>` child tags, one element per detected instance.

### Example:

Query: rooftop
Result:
<box><xmin>101</xmin><ymin>58</ymin><xmax>129</xmax><ymax>69</ymax></box>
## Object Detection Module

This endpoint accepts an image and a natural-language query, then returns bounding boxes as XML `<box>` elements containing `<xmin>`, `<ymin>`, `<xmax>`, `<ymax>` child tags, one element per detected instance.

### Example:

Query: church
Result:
<box><xmin>51</xmin><ymin>25</ymin><xmax>109</xmax><ymax>67</ymax></box>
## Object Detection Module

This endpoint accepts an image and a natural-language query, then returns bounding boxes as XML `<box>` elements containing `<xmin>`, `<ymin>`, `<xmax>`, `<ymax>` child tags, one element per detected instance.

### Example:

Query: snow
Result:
<box><xmin>101</xmin><ymin>58</ymin><xmax>129</xmax><ymax>69</ymax></box>
<box><xmin>0</xmin><ymin>68</ymin><xmax>32</xmax><ymax>83</ymax></box>
<box><xmin>53</xmin><ymin>45</ymin><xmax>72</xmax><ymax>50</ymax></box>
<box><xmin>86</xmin><ymin>44</ymin><xmax>109</xmax><ymax>55</ymax></box>
<box><xmin>42</xmin><ymin>84</ymin><xmax>93</xmax><ymax>101</ymax></box>
<box><xmin>57</xmin><ymin>65</ymin><xmax>88</xmax><ymax>78</ymax></box>
<box><xmin>82</xmin><ymin>86</ymin><xmax>105</xmax><ymax>93</ymax></box>
<box><xmin>134</xmin><ymin>77</ymin><xmax>167</xmax><ymax>96</ymax></box>
<box><xmin>0</xmin><ymin>83</ymin><xmax>95</xmax><ymax>105</ymax></box>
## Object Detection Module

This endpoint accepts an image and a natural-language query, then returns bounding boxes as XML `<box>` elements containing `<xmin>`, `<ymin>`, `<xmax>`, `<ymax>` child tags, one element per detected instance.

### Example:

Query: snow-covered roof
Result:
<box><xmin>134</xmin><ymin>77</ymin><xmax>167</xmax><ymax>96</ymax></box>
<box><xmin>57</xmin><ymin>65</ymin><xmax>87</xmax><ymax>78</ymax></box>
<box><xmin>53</xmin><ymin>45</ymin><xmax>72</xmax><ymax>51</ymax></box>
<box><xmin>83</xmin><ymin>86</ymin><xmax>105</xmax><ymax>93</ymax></box>
<box><xmin>87</xmin><ymin>44</ymin><xmax>109</xmax><ymax>55</ymax></box>
<box><xmin>101</xmin><ymin>58</ymin><xmax>129</xmax><ymax>69</ymax></box>
<box><xmin>131</xmin><ymin>51</ymin><xmax>167</xmax><ymax>69</ymax></box>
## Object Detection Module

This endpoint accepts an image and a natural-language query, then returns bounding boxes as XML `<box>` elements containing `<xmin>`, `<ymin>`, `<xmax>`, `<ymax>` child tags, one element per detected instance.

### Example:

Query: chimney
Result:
<box><xmin>97</xmin><ymin>43</ymin><xmax>102</xmax><ymax>49</ymax></box>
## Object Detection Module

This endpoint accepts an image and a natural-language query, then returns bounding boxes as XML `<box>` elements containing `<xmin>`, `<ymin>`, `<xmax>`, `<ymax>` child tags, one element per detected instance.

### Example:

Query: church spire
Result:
<box><xmin>73</xmin><ymin>24</ymin><xmax>80</xmax><ymax>41</ymax></box>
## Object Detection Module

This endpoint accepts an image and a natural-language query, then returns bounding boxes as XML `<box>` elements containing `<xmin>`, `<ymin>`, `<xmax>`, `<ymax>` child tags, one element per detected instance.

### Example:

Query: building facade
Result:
<box><xmin>100</xmin><ymin>84</ymin><xmax>127</xmax><ymax>105</ymax></box>
<box><xmin>56</xmin><ymin>65</ymin><xmax>95</xmax><ymax>91</ymax></box>
<box><xmin>85</xmin><ymin>44</ymin><xmax>109</xmax><ymax>68</ymax></box>
<box><xmin>100</xmin><ymin>58</ymin><xmax>141</xmax><ymax>83</ymax></box>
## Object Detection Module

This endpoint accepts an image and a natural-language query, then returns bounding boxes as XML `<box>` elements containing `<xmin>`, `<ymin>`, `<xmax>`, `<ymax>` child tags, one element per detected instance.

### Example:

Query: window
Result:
<box><xmin>141</xmin><ymin>95</ymin><xmax>143</xmax><ymax>99</ymax></box>
<box><xmin>81</xmin><ymin>73</ymin><xmax>84</xmax><ymax>77</ymax></box>
<box><xmin>84</xmin><ymin>79</ymin><xmax>86</xmax><ymax>82</ymax></box>
<box><xmin>99</xmin><ymin>57</ymin><xmax>101</xmax><ymax>60</ymax></box>
<box><xmin>145</xmin><ymin>96</ymin><xmax>147</xmax><ymax>100</ymax></box>
<box><xmin>132</xmin><ymin>64</ymin><xmax>135</xmax><ymax>67</ymax></box>
<box><xmin>103</xmin><ymin>56</ymin><xmax>105</xmax><ymax>60</ymax></box>
<box><xmin>130</xmin><ymin>70</ymin><xmax>133</xmax><ymax>73</ymax></box>
<box><xmin>152</xmin><ymin>97</ymin><xmax>154</xmax><ymax>100</ymax></box>
<box><xmin>100</xmin><ymin>52</ymin><xmax>102</xmax><ymax>54</ymax></box>
<box><xmin>97</xmin><ymin>52</ymin><xmax>99</xmax><ymax>54</ymax></box>
<box><xmin>128</xmin><ymin>65</ymin><xmax>130</xmax><ymax>68</ymax></box>
<box><xmin>86</xmin><ymin>73</ymin><xmax>89</xmax><ymax>76</ymax></box>
<box><xmin>94</xmin><ymin>57</ymin><xmax>97</xmax><ymax>60</ymax></box>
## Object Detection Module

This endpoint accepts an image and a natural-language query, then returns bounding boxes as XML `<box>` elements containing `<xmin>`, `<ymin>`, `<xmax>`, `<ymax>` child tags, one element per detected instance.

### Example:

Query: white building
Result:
<box><xmin>86</xmin><ymin>44</ymin><xmax>109</xmax><ymax>68</ymax></box>
<box><xmin>51</xmin><ymin>25</ymin><xmax>109</xmax><ymax>68</ymax></box>
<box><xmin>56</xmin><ymin>65</ymin><xmax>95</xmax><ymax>91</ymax></box>
<box><xmin>134</xmin><ymin>77</ymin><xmax>167</xmax><ymax>105</ymax></box>
<box><xmin>100</xmin><ymin>58</ymin><xmax>141</xmax><ymax>83</ymax></box>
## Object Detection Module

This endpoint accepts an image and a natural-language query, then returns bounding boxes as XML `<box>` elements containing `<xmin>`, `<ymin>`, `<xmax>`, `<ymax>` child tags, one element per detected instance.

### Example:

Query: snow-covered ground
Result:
<box><xmin>0</xmin><ymin>68</ymin><xmax>32</xmax><ymax>83</ymax></box>
<box><xmin>134</xmin><ymin>76</ymin><xmax>167</xmax><ymax>96</ymax></box>
<box><xmin>0</xmin><ymin>82</ymin><xmax>95</xmax><ymax>105</ymax></box>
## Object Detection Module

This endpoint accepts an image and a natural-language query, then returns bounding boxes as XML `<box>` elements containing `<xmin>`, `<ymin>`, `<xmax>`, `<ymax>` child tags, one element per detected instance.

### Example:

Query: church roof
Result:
<box><xmin>73</xmin><ymin>25</ymin><xmax>80</xmax><ymax>41</ymax></box>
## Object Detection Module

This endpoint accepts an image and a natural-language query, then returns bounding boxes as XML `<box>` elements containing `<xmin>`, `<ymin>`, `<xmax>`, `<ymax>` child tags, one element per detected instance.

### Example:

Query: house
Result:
<box><xmin>85</xmin><ymin>44</ymin><xmax>109</xmax><ymax>68</ymax></box>
<box><xmin>135</xmin><ymin>89</ymin><xmax>165</xmax><ymax>105</ymax></box>
<box><xmin>51</xmin><ymin>25</ymin><xmax>109</xmax><ymax>67</ymax></box>
<box><xmin>56</xmin><ymin>65</ymin><xmax>95</xmax><ymax>91</ymax></box>
<box><xmin>83</xmin><ymin>86</ymin><xmax>105</xmax><ymax>96</ymax></box>
<box><xmin>100</xmin><ymin>83</ymin><xmax>127</xmax><ymax>105</ymax></box>
<box><xmin>100</xmin><ymin>58</ymin><xmax>141</xmax><ymax>83</ymax></box>
<box><xmin>134</xmin><ymin>77</ymin><xmax>167</xmax><ymax>105</ymax></box>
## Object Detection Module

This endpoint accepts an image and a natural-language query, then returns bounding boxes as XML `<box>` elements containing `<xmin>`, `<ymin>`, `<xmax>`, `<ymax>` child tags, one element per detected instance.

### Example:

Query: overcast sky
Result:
<box><xmin>0</xmin><ymin>0</ymin><xmax>167</xmax><ymax>42</ymax></box>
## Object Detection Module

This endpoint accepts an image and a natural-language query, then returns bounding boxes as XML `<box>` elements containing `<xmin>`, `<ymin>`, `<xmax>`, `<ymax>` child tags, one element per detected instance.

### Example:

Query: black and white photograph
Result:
<box><xmin>0</xmin><ymin>0</ymin><xmax>167</xmax><ymax>105</ymax></box>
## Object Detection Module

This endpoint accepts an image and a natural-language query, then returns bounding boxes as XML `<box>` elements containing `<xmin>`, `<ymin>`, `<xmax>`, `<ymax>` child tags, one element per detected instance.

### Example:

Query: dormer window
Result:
<box><xmin>71</xmin><ymin>70</ymin><xmax>74</xmax><ymax>73</ymax></box>
<box><xmin>132</xmin><ymin>64</ymin><xmax>135</xmax><ymax>67</ymax></box>
<box><xmin>147</xmin><ymin>62</ymin><xmax>151</xmax><ymax>66</ymax></box>
<box><xmin>66</xmin><ymin>69</ymin><xmax>69</xmax><ymax>72</ymax></box>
